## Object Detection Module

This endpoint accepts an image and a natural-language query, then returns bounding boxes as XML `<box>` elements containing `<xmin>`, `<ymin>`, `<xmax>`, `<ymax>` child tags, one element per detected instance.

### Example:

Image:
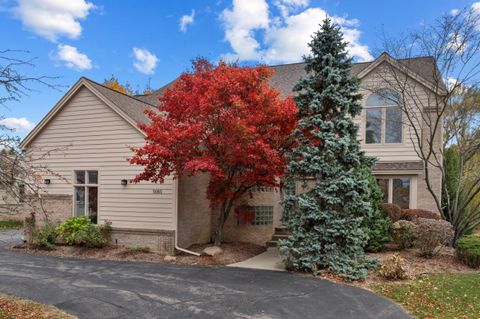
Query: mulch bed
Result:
<box><xmin>11</xmin><ymin>242</ymin><xmax>266</xmax><ymax>267</ymax></box>
<box><xmin>0</xmin><ymin>294</ymin><xmax>76</xmax><ymax>319</ymax></box>
<box><xmin>322</xmin><ymin>246</ymin><xmax>480</xmax><ymax>290</ymax></box>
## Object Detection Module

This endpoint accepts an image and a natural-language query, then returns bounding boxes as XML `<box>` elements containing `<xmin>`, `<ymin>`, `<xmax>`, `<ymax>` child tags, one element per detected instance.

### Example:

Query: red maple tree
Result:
<box><xmin>130</xmin><ymin>59</ymin><xmax>297</xmax><ymax>245</ymax></box>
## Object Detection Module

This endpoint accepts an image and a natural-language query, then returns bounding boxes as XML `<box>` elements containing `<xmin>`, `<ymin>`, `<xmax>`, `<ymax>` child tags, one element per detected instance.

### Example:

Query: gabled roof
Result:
<box><xmin>356</xmin><ymin>52</ymin><xmax>447</xmax><ymax>94</ymax></box>
<box><xmin>85</xmin><ymin>78</ymin><xmax>156</xmax><ymax>124</ymax></box>
<box><xmin>20</xmin><ymin>77</ymin><xmax>155</xmax><ymax>148</ymax></box>
<box><xmin>138</xmin><ymin>53</ymin><xmax>445</xmax><ymax>102</ymax></box>
<box><xmin>22</xmin><ymin>53</ymin><xmax>445</xmax><ymax>149</ymax></box>
<box><xmin>269</xmin><ymin>53</ymin><xmax>446</xmax><ymax>97</ymax></box>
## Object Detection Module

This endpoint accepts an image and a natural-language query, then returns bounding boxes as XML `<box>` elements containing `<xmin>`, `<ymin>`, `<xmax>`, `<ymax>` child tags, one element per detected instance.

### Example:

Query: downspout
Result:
<box><xmin>173</xmin><ymin>178</ymin><xmax>200</xmax><ymax>256</ymax></box>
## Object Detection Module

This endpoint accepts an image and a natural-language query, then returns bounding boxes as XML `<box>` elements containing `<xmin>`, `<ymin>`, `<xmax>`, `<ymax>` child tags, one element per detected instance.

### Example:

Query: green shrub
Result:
<box><xmin>361</xmin><ymin>167</ymin><xmax>391</xmax><ymax>252</ymax></box>
<box><xmin>456</xmin><ymin>235</ymin><xmax>480</xmax><ymax>268</ymax></box>
<box><xmin>390</xmin><ymin>220</ymin><xmax>418</xmax><ymax>249</ymax></box>
<box><xmin>56</xmin><ymin>216</ymin><xmax>92</xmax><ymax>245</ymax></box>
<box><xmin>380</xmin><ymin>203</ymin><xmax>403</xmax><ymax>222</ymax></box>
<box><xmin>78</xmin><ymin>223</ymin><xmax>111</xmax><ymax>248</ymax></box>
<box><xmin>56</xmin><ymin>217</ymin><xmax>111</xmax><ymax>248</ymax></box>
<box><xmin>378</xmin><ymin>254</ymin><xmax>409</xmax><ymax>280</ymax></box>
<box><xmin>414</xmin><ymin>218</ymin><xmax>454</xmax><ymax>257</ymax></box>
<box><xmin>34</xmin><ymin>223</ymin><xmax>57</xmax><ymax>250</ymax></box>
<box><xmin>402</xmin><ymin>209</ymin><xmax>440</xmax><ymax>221</ymax></box>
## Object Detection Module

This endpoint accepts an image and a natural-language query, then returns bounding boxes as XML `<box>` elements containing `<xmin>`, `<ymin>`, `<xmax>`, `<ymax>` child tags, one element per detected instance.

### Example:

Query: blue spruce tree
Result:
<box><xmin>279</xmin><ymin>18</ymin><xmax>377</xmax><ymax>280</ymax></box>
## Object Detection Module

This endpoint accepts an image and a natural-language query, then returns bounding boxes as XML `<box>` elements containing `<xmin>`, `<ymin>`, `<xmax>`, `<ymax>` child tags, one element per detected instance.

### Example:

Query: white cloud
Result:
<box><xmin>274</xmin><ymin>0</ymin><xmax>309</xmax><ymax>17</ymax></box>
<box><xmin>132</xmin><ymin>47</ymin><xmax>158</xmax><ymax>75</ymax></box>
<box><xmin>220</xmin><ymin>0</ymin><xmax>373</xmax><ymax>63</ymax></box>
<box><xmin>55</xmin><ymin>44</ymin><xmax>92</xmax><ymax>70</ymax></box>
<box><xmin>341</xmin><ymin>27</ymin><xmax>373</xmax><ymax>62</ymax></box>
<box><xmin>179</xmin><ymin>10</ymin><xmax>195</xmax><ymax>32</ymax></box>
<box><xmin>445</xmin><ymin>76</ymin><xmax>459</xmax><ymax>90</ymax></box>
<box><xmin>221</xmin><ymin>0</ymin><xmax>270</xmax><ymax>61</ymax></box>
<box><xmin>13</xmin><ymin>0</ymin><xmax>95</xmax><ymax>42</ymax></box>
<box><xmin>0</xmin><ymin>117</ymin><xmax>35</xmax><ymax>133</ymax></box>
<box><xmin>472</xmin><ymin>2</ymin><xmax>480</xmax><ymax>12</ymax></box>
<box><xmin>450</xmin><ymin>8</ymin><xmax>460</xmax><ymax>16</ymax></box>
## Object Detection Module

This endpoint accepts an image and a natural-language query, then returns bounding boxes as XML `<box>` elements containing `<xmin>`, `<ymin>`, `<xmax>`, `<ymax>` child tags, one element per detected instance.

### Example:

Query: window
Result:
<box><xmin>392</xmin><ymin>178</ymin><xmax>410</xmax><ymax>208</ymax></box>
<box><xmin>366</xmin><ymin>109</ymin><xmax>382</xmax><ymax>144</ymax></box>
<box><xmin>376</xmin><ymin>176</ymin><xmax>411</xmax><ymax>209</ymax></box>
<box><xmin>252</xmin><ymin>206</ymin><xmax>273</xmax><ymax>226</ymax></box>
<box><xmin>365</xmin><ymin>89</ymin><xmax>403</xmax><ymax>144</ymax></box>
<box><xmin>74</xmin><ymin>170</ymin><xmax>98</xmax><ymax>223</ymax></box>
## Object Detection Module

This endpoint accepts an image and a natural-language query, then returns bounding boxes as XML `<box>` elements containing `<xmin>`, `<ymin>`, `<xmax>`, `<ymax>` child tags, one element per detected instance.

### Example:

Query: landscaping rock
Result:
<box><xmin>164</xmin><ymin>255</ymin><xmax>177</xmax><ymax>262</ymax></box>
<box><xmin>202</xmin><ymin>246</ymin><xmax>223</xmax><ymax>256</ymax></box>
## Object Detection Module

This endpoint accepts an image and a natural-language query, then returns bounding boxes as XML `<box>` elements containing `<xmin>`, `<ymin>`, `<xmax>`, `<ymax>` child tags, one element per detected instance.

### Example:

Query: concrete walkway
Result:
<box><xmin>0</xmin><ymin>230</ymin><xmax>410</xmax><ymax>319</ymax></box>
<box><xmin>228</xmin><ymin>248</ymin><xmax>286</xmax><ymax>271</ymax></box>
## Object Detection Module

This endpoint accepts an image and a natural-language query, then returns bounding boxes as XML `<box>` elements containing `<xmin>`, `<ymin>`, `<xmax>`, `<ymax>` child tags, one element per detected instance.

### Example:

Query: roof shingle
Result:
<box><xmin>84</xmin><ymin>78</ymin><xmax>156</xmax><ymax>125</ymax></box>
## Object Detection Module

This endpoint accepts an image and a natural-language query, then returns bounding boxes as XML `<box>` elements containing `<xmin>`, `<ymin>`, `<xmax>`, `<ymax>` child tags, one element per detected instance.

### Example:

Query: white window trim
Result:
<box><xmin>72</xmin><ymin>170</ymin><xmax>100</xmax><ymax>220</ymax></box>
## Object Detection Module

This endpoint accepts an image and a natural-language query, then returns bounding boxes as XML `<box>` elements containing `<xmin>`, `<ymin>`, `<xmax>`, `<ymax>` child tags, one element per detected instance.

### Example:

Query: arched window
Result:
<box><xmin>364</xmin><ymin>89</ymin><xmax>403</xmax><ymax>144</ymax></box>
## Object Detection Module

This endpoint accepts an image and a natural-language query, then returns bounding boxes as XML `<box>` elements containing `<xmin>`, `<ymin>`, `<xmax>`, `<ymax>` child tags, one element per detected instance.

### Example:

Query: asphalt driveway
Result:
<box><xmin>0</xmin><ymin>230</ymin><xmax>409</xmax><ymax>319</ymax></box>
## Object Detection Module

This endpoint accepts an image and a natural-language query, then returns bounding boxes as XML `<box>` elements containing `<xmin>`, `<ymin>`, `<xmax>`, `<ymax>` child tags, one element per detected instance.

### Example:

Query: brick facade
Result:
<box><xmin>416</xmin><ymin>167</ymin><xmax>442</xmax><ymax>213</ymax></box>
<box><xmin>177</xmin><ymin>174</ymin><xmax>283</xmax><ymax>247</ymax></box>
<box><xmin>109</xmin><ymin>228</ymin><xmax>175</xmax><ymax>255</ymax></box>
<box><xmin>177</xmin><ymin>173</ymin><xmax>212</xmax><ymax>247</ymax></box>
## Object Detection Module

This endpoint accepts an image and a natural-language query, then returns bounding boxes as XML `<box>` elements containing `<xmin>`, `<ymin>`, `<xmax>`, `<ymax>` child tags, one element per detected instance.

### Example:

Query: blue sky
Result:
<box><xmin>0</xmin><ymin>0</ymin><xmax>477</xmax><ymax>137</ymax></box>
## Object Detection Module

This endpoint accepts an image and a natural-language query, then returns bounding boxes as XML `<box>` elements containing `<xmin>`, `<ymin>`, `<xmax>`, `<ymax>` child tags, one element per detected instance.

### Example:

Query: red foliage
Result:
<box><xmin>130</xmin><ymin>59</ymin><xmax>297</xmax><ymax>240</ymax></box>
<box><xmin>401</xmin><ymin>209</ymin><xmax>441</xmax><ymax>221</ymax></box>
<box><xmin>379</xmin><ymin>203</ymin><xmax>403</xmax><ymax>222</ymax></box>
<box><xmin>235</xmin><ymin>205</ymin><xmax>254</xmax><ymax>226</ymax></box>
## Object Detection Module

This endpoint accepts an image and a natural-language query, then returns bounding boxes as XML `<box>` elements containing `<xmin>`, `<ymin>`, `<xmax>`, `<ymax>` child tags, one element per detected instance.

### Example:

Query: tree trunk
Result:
<box><xmin>213</xmin><ymin>199</ymin><xmax>234</xmax><ymax>246</ymax></box>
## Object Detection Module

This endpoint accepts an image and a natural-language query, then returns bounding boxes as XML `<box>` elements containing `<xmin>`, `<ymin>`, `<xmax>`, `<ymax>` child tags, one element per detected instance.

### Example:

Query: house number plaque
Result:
<box><xmin>153</xmin><ymin>189</ymin><xmax>163</xmax><ymax>194</ymax></box>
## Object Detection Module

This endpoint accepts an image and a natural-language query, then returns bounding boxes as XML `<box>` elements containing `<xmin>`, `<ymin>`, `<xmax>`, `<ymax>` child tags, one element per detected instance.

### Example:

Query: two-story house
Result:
<box><xmin>3</xmin><ymin>53</ymin><xmax>442</xmax><ymax>254</ymax></box>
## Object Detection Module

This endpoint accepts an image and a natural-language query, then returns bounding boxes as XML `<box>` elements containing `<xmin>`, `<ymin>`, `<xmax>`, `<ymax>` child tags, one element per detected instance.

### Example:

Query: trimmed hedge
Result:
<box><xmin>402</xmin><ymin>209</ymin><xmax>440</xmax><ymax>221</ymax></box>
<box><xmin>456</xmin><ymin>235</ymin><xmax>480</xmax><ymax>268</ymax></box>
<box><xmin>414</xmin><ymin>218</ymin><xmax>453</xmax><ymax>257</ymax></box>
<box><xmin>380</xmin><ymin>203</ymin><xmax>403</xmax><ymax>222</ymax></box>
<box><xmin>390</xmin><ymin>220</ymin><xmax>418</xmax><ymax>249</ymax></box>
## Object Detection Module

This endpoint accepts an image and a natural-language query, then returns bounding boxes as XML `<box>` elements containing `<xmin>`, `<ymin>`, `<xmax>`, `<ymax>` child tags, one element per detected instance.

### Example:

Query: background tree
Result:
<box><xmin>376</xmin><ymin>8</ymin><xmax>480</xmax><ymax>243</ymax></box>
<box><xmin>102</xmin><ymin>75</ymin><xmax>134</xmax><ymax>95</ymax></box>
<box><xmin>103</xmin><ymin>75</ymin><xmax>154</xmax><ymax>96</ymax></box>
<box><xmin>130</xmin><ymin>59</ymin><xmax>297</xmax><ymax>245</ymax></box>
<box><xmin>279</xmin><ymin>18</ymin><xmax>376</xmax><ymax>280</ymax></box>
<box><xmin>0</xmin><ymin>49</ymin><xmax>58</xmax><ymax>218</ymax></box>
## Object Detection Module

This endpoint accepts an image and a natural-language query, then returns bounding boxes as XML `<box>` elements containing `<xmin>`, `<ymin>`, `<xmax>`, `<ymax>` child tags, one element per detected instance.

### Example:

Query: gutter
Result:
<box><xmin>173</xmin><ymin>178</ymin><xmax>200</xmax><ymax>256</ymax></box>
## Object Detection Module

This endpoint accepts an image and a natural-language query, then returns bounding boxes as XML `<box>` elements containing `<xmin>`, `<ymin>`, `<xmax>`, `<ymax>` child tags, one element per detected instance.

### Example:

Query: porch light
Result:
<box><xmin>121</xmin><ymin>179</ymin><xmax>128</xmax><ymax>186</ymax></box>
<box><xmin>44</xmin><ymin>179</ymin><xmax>51</xmax><ymax>185</ymax></box>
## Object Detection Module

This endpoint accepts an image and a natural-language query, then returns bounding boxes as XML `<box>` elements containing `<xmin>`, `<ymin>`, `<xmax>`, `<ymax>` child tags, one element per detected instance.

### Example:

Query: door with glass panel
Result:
<box><xmin>74</xmin><ymin>170</ymin><xmax>98</xmax><ymax>224</ymax></box>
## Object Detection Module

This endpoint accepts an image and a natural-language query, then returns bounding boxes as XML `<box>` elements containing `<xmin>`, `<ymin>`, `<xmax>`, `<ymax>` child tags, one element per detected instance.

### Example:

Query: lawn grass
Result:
<box><xmin>373</xmin><ymin>274</ymin><xmax>480</xmax><ymax>319</ymax></box>
<box><xmin>0</xmin><ymin>220</ymin><xmax>23</xmax><ymax>230</ymax></box>
<box><xmin>0</xmin><ymin>293</ymin><xmax>76</xmax><ymax>319</ymax></box>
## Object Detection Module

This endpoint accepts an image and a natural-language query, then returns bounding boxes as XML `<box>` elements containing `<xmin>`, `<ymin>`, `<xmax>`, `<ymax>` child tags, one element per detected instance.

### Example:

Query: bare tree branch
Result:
<box><xmin>373</xmin><ymin>8</ymin><xmax>480</xmax><ymax>244</ymax></box>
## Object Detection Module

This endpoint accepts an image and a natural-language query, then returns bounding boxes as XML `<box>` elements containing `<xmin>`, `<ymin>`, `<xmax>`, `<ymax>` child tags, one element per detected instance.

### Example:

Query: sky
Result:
<box><xmin>0</xmin><ymin>0</ymin><xmax>477</xmax><ymax>138</ymax></box>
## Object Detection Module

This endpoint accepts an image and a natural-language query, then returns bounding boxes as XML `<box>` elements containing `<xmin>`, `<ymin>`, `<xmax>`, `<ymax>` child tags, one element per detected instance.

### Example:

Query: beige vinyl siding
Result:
<box><xmin>355</xmin><ymin>67</ymin><xmax>425</xmax><ymax>162</ymax></box>
<box><xmin>28</xmin><ymin>86</ymin><xmax>175</xmax><ymax>230</ymax></box>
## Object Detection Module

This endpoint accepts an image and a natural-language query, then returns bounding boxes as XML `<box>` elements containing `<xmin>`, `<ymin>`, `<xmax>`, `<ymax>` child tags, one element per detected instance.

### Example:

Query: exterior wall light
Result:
<box><xmin>121</xmin><ymin>179</ymin><xmax>128</xmax><ymax>186</ymax></box>
<box><xmin>44</xmin><ymin>179</ymin><xmax>51</xmax><ymax>185</ymax></box>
